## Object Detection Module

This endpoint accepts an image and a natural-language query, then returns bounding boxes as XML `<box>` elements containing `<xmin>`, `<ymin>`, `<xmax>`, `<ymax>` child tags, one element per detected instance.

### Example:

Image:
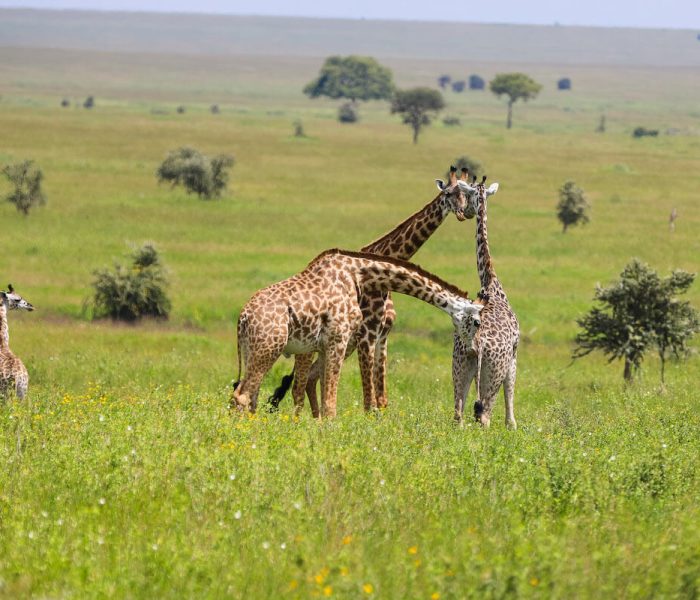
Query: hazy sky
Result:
<box><xmin>1</xmin><ymin>0</ymin><xmax>699</xmax><ymax>29</ymax></box>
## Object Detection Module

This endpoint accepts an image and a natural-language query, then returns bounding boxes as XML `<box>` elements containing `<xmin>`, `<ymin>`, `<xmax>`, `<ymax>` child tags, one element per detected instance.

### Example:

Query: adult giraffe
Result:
<box><xmin>453</xmin><ymin>176</ymin><xmax>519</xmax><ymax>429</ymax></box>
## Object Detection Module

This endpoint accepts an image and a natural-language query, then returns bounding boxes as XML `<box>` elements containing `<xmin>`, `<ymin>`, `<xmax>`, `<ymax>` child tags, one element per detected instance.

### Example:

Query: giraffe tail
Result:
<box><xmin>266</xmin><ymin>369</ymin><xmax>295</xmax><ymax>411</ymax></box>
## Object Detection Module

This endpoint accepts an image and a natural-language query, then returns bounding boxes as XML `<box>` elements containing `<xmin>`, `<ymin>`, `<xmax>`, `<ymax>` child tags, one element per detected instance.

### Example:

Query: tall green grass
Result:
<box><xmin>0</xmin><ymin>43</ymin><xmax>699</xmax><ymax>597</ymax></box>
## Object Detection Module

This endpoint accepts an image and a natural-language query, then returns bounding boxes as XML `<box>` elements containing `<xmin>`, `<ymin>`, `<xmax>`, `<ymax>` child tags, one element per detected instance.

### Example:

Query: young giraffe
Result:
<box><xmin>0</xmin><ymin>285</ymin><xmax>35</xmax><ymax>400</ymax></box>
<box><xmin>231</xmin><ymin>249</ymin><xmax>485</xmax><ymax>418</ymax></box>
<box><xmin>452</xmin><ymin>176</ymin><xmax>520</xmax><ymax>428</ymax></box>
<box><xmin>273</xmin><ymin>167</ymin><xmax>478</xmax><ymax>417</ymax></box>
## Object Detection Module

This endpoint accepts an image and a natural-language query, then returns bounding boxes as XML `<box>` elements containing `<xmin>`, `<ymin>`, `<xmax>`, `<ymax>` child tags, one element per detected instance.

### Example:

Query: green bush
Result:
<box><xmin>90</xmin><ymin>244</ymin><xmax>171</xmax><ymax>322</ymax></box>
<box><xmin>337</xmin><ymin>102</ymin><xmax>358</xmax><ymax>123</ymax></box>
<box><xmin>156</xmin><ymin>146</ymin><xmax>234</xmax><ymax>199</ymax></box>
<box><xmin>2</xmin><ymin>160</ymin><xmax>47</xmax><ymax>215</ymax></box>
<box><xmin>556</xmin><ymin>180</ymin><xmax>589</xmax><ymax>232</ymax></box>
<box><xmin>633</xmin><ymin>126</ymin><xmax>659</xmax><ymax>138</ymax></box>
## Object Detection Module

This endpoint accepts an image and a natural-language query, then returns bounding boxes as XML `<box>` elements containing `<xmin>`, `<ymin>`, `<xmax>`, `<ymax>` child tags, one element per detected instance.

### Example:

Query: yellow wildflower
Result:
<box><xmin>342</xmin><ymin>535</ymin><xmax>353</xmax><ymax>545</ymax></box>
<box><xmin>408</xmin><ymin>545</ymin><xmax>418</xmax><ymax>555</ymax></box>
<box><xmin>289</xmin><ymin>580</ymin><xmax>299</xmax><ymax>590</ymax></box>
<box><xmin>530</xmin><ymin>577</ymin><xmax>539</xmax><ymax>586</ymax></box>
<box><xmin>323</xmin><ymin>585</ymin><xmax>333</xmax><ymax>596</ymax></box>
<box><xmin>363</xmin><ymin>583</ymin><xmax>374</xmax><ymax>594</ymax></box>
<box><xmin>431</xmin><ymin>593</ymin><xmax>441</xmax><ymax>600</ymax></box>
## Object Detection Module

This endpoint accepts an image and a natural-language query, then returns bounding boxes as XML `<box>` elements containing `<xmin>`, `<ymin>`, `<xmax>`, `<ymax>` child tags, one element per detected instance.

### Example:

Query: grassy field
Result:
<box><xmin>1</xmin><ymin>11</ymin><xmax>700</xmax><ymax>598</ymax></box>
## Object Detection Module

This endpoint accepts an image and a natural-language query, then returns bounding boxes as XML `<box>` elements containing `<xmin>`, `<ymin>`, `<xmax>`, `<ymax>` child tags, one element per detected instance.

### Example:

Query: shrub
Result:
<box><xmin>469</xmin><ymin>75</ymin><xmax>485</xmax><ymax>90</ymax></box>
<box><xmin>61</xmin><ymin>98</ymin><xmax>70</xmax><ymax>107</ymax></box>
<box><xmin>633</xmin><ymin>127</ymin><xmax>659</xmax><ymax>138</ymax></box>
<box><xmin>293</xmin><ymin>120</ymin><xmax>306</xmax><ymax>137</ymax></box>
<box><xmin>176</xmin><ymin>105</ymin><xmax>186</xmax><ymax>114</ymax></box>
<box><xmin>338</xmin><ymin>102</ymin><xmax>358</xmax><ymax>123</ymax></box>
<box><xmin>556</xmin><ymin>180</ymin><xmax>589</xmax><ymax>232</ymax></box>
<box><xmin>83</xmin><ymin>96</ymin><xmax>94</xmax><ymax>109</ymax></box>
<box><xmin>210</xmin><ymin>104</ymin><xmax>220</xmax><ymax>114</ymax></box>
<box><xmin>557</xmin><ymin>78</ymin><xmax>572</xmax><ymax>90</ymax></box>
<box><xmin>2</xmin><ymin>160</ymin><xmax>47</xmax><ymax>215</ymax></box>
<box><xmin>437</xmin><ymin>75</ymin><xmax>451</xmax><ymax>89</ymax></box>
<box><xmin>451</xmin><ymin>80</ymin><xmax>466</xmax><ymax>93</ymax></box>
<box><xmin>90</xmin><ymin>244</ymin><xmax>171</xmax><ymax>322</ymax></box>
<box><xmin>442</xmin><ymin>115</ymin><xmax>461</xmax><ymax>127</ymax></box>
<box><xmin>156</xmin><ymin>146</ymin><xmax>234</xmax><ymax>199</ymax></box>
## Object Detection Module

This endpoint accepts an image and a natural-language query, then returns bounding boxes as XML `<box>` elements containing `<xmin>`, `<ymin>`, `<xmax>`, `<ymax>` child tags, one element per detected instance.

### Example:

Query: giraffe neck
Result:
<box><xmin>0</xmin><ymin>303</ymin><xmax>9</xmax><ymax>350</ymax></box>
<box><xmin>345</xmin><ymin>253</ymin><xmax>473</xmax><ymax>321</ymax></box>
<box><xmin>362</xmin><ymin>191</ymin><xmax>451</xmax><ymax>259</ymax></box>
<box><xmin>476</xmin><ymin>194</ymin><xmax>497</xmax><ymax>289</ymax></box>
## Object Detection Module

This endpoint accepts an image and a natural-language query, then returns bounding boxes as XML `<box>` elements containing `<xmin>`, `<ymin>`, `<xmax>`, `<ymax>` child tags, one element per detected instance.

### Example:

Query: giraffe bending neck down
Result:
<box><xmin>232</xmin><ymin>249</ymin><xmax>485</xmax><ymax>418</ymax></box>
<box><xmin>452</xmin><ymin>176</ymin><xmax>520</xmax><ymax>429</ymax></box>
<box><xmin>0</xmin><ymin>285</ymin><xmax>35</xmax><ymax>400</ymax></box>
<box><xmin>272</xmin><ymin>166</ymin><xmax>478</xmax><ymax>416</ymax></box>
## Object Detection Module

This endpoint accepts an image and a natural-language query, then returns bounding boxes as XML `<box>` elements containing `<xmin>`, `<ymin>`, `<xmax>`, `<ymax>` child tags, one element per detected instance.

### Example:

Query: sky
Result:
<box><xmin>1</xmin><ymin>0</ymin><xmax>699</xmax><ymax>29</ymax></box>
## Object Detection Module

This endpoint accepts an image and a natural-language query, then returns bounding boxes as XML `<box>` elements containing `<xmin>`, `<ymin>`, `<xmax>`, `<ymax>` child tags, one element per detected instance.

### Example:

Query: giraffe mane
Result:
<box><xmin>360</xmin><ymin>190</ymin><xmax>444</xmax><ymax>253</ymax></box>
<box><xmin>308</xmin><ymin>248</ymin><xmax>471</xmax><ymax>300</ymax></box>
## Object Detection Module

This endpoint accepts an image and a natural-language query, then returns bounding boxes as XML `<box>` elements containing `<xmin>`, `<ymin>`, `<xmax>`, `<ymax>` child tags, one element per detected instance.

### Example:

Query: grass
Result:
<box><xmin>1</xmin><ymin>13</ymin><xmax>700</xmax><ymax>597</ymax></box>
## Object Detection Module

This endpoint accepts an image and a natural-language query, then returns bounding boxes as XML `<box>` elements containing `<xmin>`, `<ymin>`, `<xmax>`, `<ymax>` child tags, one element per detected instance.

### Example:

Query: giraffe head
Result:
<box><xmin>435</xmin><ymin>166</ymin><xmax>477</xmax><ymax>221</ymax></box>
<box><xmin>453</xmin><ymin>294</ymin><xmax>488</xmax><ymax>345</ymax></box>
<box><xmin>1</xmin><ymin>284</ymin><xmax>35</xmax><ymax>312</ymax></box>
<box><xmin>465</xmin><ymin>174</ymin><xmax>500</xmax><ymax>217</ymax></box>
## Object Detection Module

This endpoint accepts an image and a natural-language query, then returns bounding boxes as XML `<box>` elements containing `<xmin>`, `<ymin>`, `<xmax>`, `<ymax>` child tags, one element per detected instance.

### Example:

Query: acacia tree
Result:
<box><xmin>557</xmin><ymin>180</ymin><xmax>590</xmax><ymax>232</ymax></box>
<box><xmin>2</xmin><ymin>160</ymin><xmax>46</xmax><ymax>215</ymax></box>
<box><xmin>303</xmin><ymin>55</ymin><xmax>394</xmax><ymax>122</ymax></box>
<box><xmin>573</xmin><ymin>259</ymin><xmax>699</xmax><ymax>382</ymax></box>
<box><xmin>390</xmin><ymin>87</ymin><xmax>445</xmax><ymax>144</ymax></box>
<box><xmin>489</xmin><ymin>73</ymin><xmax>542</xmax><ymax>129</ymax></box>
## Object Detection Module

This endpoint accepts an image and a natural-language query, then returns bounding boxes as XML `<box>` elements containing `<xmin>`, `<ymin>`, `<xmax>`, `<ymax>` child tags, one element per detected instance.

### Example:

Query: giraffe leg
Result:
<box><xmin>503</xmin><ymin>351</ymin><xmax>518</xmax><ymax>430</ymax></box>
<box><xmin>305</xmin><ymin>357</ymin><xmax>322</xmax><ymax>419</ymax></box>
<box><xmin>291</xmin><ymin>353</ymin><xmax>313</xmax><ymax>416</ymax></box>
<box><xmin>452</xmin><ymin>335</ymin><xmax>476</xmax><ymax>424</ymax></box>
<box><xmin>230</xmin><ymin>347</ymin><xmax>283</xmax><ymax>413</ymax></box>
<box><xmin>373</xmin><ymin>334</ymin><xmax>389</xmax><ymax>409</ymax></box>
<box><xmin>374</xmin><ymin>296</ymin><xmax>395</xmax><ymax>410</ymax></box>
<box><xmin>320</xmin><ymin>338</ymin><xmax>350</xmax><ymax>419</ymax></box>
<box><xmin>357</xmin><ymin>337</ymin><xmax>377</xmax><ymax>412</ymax></box>
<box><xmin>475</xmin><ymin>355</ymin><xmax>500</xmax><ymax>428</ymax></box>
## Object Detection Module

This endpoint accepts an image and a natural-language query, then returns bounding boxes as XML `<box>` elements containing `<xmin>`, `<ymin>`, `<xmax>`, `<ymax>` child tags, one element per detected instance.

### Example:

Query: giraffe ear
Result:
<box><xmin>435</xmin><ymin>179</ymin><xmax>446</xmax><ymax>191</ymax></box>
<box><xmin>486</xmin><ymin>183</ymin><xmax>499</xmax><ymax>196</ymax></box>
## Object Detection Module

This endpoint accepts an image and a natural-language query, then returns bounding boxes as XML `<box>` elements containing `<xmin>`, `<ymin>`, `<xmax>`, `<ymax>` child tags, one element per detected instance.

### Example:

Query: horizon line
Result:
<box><xmin>0</xmin><ymin>5</ymin><xmax>697</xmax><ymax>32</ymax></box>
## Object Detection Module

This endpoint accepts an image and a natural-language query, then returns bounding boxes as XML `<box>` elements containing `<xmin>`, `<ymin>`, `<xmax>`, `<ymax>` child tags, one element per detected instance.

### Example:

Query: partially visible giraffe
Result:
<box><xmin>452</xmin><ymin>176</ymin><xmax>520</xmax><ymax>429</ymax></box>
<box><xmin>0</xmin><ymin>285</ymin><xmax>35</xmax><ymax>400</ymax></box>
<box><xmin>232</xmin><ymin>249</ymin><xmax>485</xmax><ymax>418</ymax></box>
<box><xmin>271</xmin><ymin>167</ymin><xmax>479</xmax><ymax>416</ymax></box>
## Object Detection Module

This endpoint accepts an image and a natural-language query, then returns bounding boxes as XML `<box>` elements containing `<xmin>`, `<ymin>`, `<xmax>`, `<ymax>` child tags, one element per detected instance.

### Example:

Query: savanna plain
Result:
<box><xmin>1</xmin><ymin>11</ymin><xmax>700</xmax><ymax>599</ymax></box>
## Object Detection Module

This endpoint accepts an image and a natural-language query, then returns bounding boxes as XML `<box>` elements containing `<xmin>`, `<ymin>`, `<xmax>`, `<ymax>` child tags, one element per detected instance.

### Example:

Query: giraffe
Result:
<box><xmin>231</xmin><ymin>249</ymin><xmax>485</xmax><ymax>418</ymax></box>
<box><xmin>452</xmin><ymin>176</ymin><xmax>520</xmax><ymax>429</ymax></box>
<box><xmin>270</xmin><ymin>166</ymin><xmax>479</xmax><ymax>417</ymax></box>
<box><xmin>0</xmin><ymin>285</ymin><xmax>35</xmax><ymax>400</ymax></box>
